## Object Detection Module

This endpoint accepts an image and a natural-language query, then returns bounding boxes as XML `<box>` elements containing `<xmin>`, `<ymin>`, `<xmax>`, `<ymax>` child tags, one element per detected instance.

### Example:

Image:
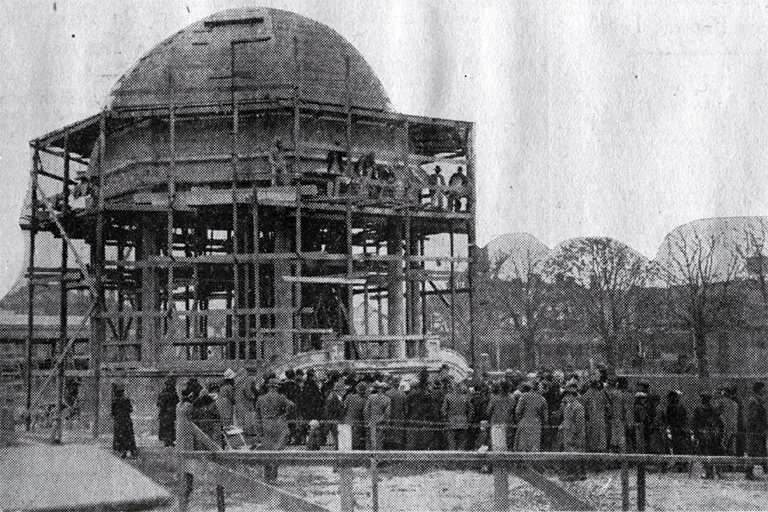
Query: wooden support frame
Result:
<box><xmin>90</xmin><ymin>110</ymin><xmax>108</xmax><ymax>438</ymax></box>
<box><xmin>25</xmin><ymin>148</ymin><xmax>39</xmax><ymax>431</ymax></box>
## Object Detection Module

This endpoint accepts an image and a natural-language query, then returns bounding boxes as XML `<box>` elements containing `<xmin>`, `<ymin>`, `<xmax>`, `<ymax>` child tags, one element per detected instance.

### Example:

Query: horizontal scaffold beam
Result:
<box><xmin>95</xmin><ymin>307</ymin><xmax>312</xmax><ymax>320</ymax></box>
<box><xmin>105</xmin><ymin>254</ymin><xmax>470</xmax><ymax>267</ymax></box>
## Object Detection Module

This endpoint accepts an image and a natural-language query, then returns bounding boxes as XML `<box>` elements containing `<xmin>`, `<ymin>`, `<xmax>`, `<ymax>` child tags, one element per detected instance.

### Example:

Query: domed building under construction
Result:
<box><xmin>17</xmin><ymin>7</ymin><xmax>476</xmax><ymax>430</ymax></box>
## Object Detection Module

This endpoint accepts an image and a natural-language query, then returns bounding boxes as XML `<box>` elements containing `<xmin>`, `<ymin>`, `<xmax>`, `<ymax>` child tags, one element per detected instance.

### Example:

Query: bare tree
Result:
<box><xmin>547</xmin><ymin>237</ymin><xmax>648</xmax><ymax>369</ymax></box>
<box><xmin>736</xmin><ymin>218</ymin><xmax>768</xmax><ymax>310</ymax></box>
<box><xmin>656</xmin><ymin>228</ymin><xmax>742</xmax><ymax>380</ymax></box>
<box><xmin>493</xmin><ymin>250</ymin><xmax>549</xmax><ymax>370</ymax></box>
<box><xmin>474</xmin><ymin>244</ymin><xmax>549</xmax><ymax>370</ymax></box>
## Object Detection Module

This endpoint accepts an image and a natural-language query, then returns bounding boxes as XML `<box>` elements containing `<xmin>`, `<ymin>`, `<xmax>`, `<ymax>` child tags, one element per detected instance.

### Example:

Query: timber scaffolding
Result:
<box><xmin>19</xmin><ymin>8</ymin><xmax>477</xmax><ymax>439</ymax></box>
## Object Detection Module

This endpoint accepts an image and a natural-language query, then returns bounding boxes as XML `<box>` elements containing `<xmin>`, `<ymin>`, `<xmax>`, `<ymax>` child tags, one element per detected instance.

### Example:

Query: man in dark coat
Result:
<box><xmin>344</xmin><ymin>382</ymin><xmax>368</xmax><ymax>450</ymax></box>
<box><xmin>384</xmin><ymin>377</ymin><xmax>408</xmax><ymax>450</ymax></box>
<box><xmin>300</xmin><ymin>369</ymin><xmax>325</xmax><ymax>423</ymax></box>
<box><xmin>693</xmin><ymin>392</ymin><xmax>723</xmax><ymax>479</ymax></box>
<box><xmin>323</xmin><ymin>380</ymin><xmax>347</xmax><ymax>449</ymax></box>
<box><xmin>255</xmin><ymin>379</ymin><xmax>295</xmax><ymax>481</ymax></box>
<box><xmin>364</xmin><ymin>383</ymin><xmax>391</xmax><ymax>450</ymax></box>
<box><xmin>406</xmin><ymin>371</ymin><xmax>434</xmax><ymax>450</ymax></box>
<box><xmin>443</xmin><ymin>381</ymin><xmax>472</xmax><ymax>451</ymax></box>
<box><xmin>280</xmin><ymin>369</ymin><xmax>301</xmax><ymax>445</ymax></box>
<box><xmin>746</xmin><ymin>382</ymin><xmax>768</xmax><ymax>480</ymax></box>
<box><xmin>666</xmin><ymin>390</ymin><xmax>689</xmax><ymax>471</ymax></box>
<box><xmin>633</xmin><ymin>382</ymin><xmax>653</xmax><ymax>453</ymax></box>
<box><xmin>157</xmin><ymin>377</ymin><xmax>179</xmax><ymax>447</ymax></box>
<box><xmin>111</xmin><ymin>385</ymin><xmax>138</xmax><ymax>458</ymax></box>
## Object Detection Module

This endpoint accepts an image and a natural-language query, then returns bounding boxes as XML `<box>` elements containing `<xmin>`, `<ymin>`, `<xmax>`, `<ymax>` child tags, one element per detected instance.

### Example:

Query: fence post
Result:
<box><xmin>179</xmin><ymin>472</ymin><xmax>193</xmax><ymax>512</ymax></box>
<box><xmin>340</xmin><ymin>463</ymin><xmax>355</xmax><ymax>512</ymax></box>
<box><xmin>620</xmin><ymin>461</ymin><xmax>629</xmax><ymax>511</ymax></box>
<box><xmin>216</xmin><ymin>484</ymin><xmax>225</xmax><ymax>512</ymax></box>
<box><xmin>371</xmin><ymin>455</ymin><xmax>379</xmax><ymax>512</ymax></box>
<box><xmin>637</xmin><ymin>463</ymin><xmax>646</xmax><ymax>511</ymax></box>
<box><xmin>493</xmin><ymin>461</ymin><xmax>509</xmax><ymax>511</ymax></box>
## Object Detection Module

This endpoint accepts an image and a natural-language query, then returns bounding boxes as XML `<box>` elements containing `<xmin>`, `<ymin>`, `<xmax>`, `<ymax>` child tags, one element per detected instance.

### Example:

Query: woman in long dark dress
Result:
<box><xmin>111</xmin><ymin>385</ymin><xmax>138</xmax><ymax>458</ymax></box>
<box><xmin>157</xmin><ymin>377</ymin><xmax>179</xmax><ymax>447</ymax></box>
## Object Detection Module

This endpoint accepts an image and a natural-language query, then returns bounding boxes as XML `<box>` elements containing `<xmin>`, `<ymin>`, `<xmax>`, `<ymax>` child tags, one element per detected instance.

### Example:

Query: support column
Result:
<box><xmin>140</xmin><ymin>218</ymin><xmax>159</xmax><ymax>363</ymax></box>
<box><xmin>465</xmin><ymin>123</ymin><xmax>477</xmax><ymax>368</ymax></box>
<box><xmin>53</xmin><ymin>138</ymin><xmax>70</xmax><ymax>443</ymax></box>
<box><xmin>25</xmin><ymin>148</ymin><xmax>39</xmax><ymax>431</ymax></box>
<box><xmin>161</xmin><ymin>105</ymin><xmax>176</xmax><ymax>360</ymax></box>
<box><xmin>273</xmin><ymin>212</ymin><xmax>292</xmax><ymax>357</ymax></box>
<box><xmin>387</xmin><ymin>221</ymin><xmax>405</xmax><ymax>358</ymax></box>
<box><xmin>90</xmin><ymin>111</ymin><xmax>107</xmax><ymax>438</ymax></box>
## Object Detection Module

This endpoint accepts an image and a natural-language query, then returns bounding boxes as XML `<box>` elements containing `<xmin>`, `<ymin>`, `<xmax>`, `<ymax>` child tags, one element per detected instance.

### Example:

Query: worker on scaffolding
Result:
<box><xmin>268</xmin><ymin>138</ymin><xmax>290</xmax><ymax>186</ymax></box>
<box><xmin>427</xmin><ymin>165</ymin><xmax>445</xmax><ymax>209</ymax></box>
<box><xmin>447</xmin><ymin>166</ymin><xmax>468</xmax><ymax>211</ymax></box>
<box><xmin>326</xmin><ymin>140</ymin><xmax>348</xmax><ymax>196</ymax></box>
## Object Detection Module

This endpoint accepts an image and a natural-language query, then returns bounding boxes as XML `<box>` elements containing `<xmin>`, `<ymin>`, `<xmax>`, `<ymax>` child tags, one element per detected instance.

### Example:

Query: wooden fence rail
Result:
<box><xmin>140</xmin><ymin>447</ymin><xmax>768</xmax><ymax>512</ymax></box>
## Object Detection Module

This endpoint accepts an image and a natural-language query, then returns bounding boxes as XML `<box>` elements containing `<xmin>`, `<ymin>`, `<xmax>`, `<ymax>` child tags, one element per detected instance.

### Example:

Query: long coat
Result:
<box><xmin>487</xmin><ymin>393</ymin><xmax>515</xmax><ymax>426</ymax></box>
<box><xmin>385</xmin><ymin>387</ymin><xmax>408</xmax><ymax>448</ymax></box>
<box><xmin>157</xmin><ymin>385</ymin><xmax>179</xmax><ymax>445</ymax></box>
<box><xmin>746</xmin><ymin>393</ymin><xmax>767</xmax><ymax>457</ymax></box>
<box><xmin>693</xmin><ymin>403</ymin><xmax>723</xmax><ymax>456</ymax></box>
<box><xmin>605</xmin><ymin>388</ymin><xmax>627</xmax><ymax>450</ymax></box>
<box><xmin>364</xmin><ymin>393</ymin><xmax>391</xmax><ymax>427</ymax></box>
<box><xmin>323</xmin><ymin>392</ymin><xmax>345</xmax><ymax>422</ymax></box>
<box><xmin>442</xmin><ymin>391</ymin><xmax>471</xmax><ymax>429</ymax></box>
<box><xmin>299</xmin><ymin>378</ymin><xmax>325</xmax><ymax>421</ymax></box>
<box><xmin>255</xmin><ymin>389</ymin><xmax>295</xmax><ymax>450</ymax></box>
<box><xmin>560</xmin><ymin>400</ymin><xmax>586</xmax><ymax>452</ymax></box>
<box><xmin>406</xmin><ymin>386</ymin><xmax>434</xmax><ymax>450</ymax></box>
<box><xmin>111</xmin><ymin>395</ymin><xmax>137</xmax><ymax>454</ymax></box>
<box><xmin>717</xmin><ymin>396</ymin><xmax>739</xmax><ymax>454</ymax></box>
<box><xmin>176</xmin><ymin>401</ymin><xmax>196</xmax><ymax>451</ymax></box>
<box><xmin>216</xmin><ymin>382</ymin><xmax>235</xmax><ymax>426</ymax></box>
<box><xmin>514</xmin><ymin>391</ymin><xmax>548</xmax><ymax>452</ymax></box>
<box><xmin>582</xmin><ymin>387</ymin><xmax>608</xmax><ymax>452</ymax></box>
<box><xmin>344</xmin><ymin>393</ymin><xmax>367</xmax><ymax>450</ymax></box>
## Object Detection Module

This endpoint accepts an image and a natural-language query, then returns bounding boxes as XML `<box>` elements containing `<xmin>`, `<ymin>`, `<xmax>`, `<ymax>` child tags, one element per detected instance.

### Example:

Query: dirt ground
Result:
<box><xmin>554</xmin><ymin>465</ymin><xmax>768</xmax><ymax>511</ymax></box>
<box><xmin>130</xmin><ymin>456</ymin><xmax>768</xmax><ymax>512</ymax></box>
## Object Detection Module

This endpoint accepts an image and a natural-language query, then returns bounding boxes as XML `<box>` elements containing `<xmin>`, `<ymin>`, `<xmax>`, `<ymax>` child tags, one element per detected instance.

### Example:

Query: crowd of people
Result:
<box><xmin>106</xmin><ymin>364</ymin><xmax>768</xmax><ymax>481</ymax></box>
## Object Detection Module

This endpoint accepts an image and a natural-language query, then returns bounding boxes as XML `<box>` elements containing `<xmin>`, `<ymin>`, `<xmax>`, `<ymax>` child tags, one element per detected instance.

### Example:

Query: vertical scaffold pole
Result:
<box><xmin>53</xmin><ymin>136</ymin><xmax>70</xmax><ymax>443</ymax></box>
<box><xmin>91</xmin><ymin>110</ymin><xmax>107</xmax><ymax>438</ymax></box>
<box><xmin>25</xmin><ymin>148</ymin><xmax>39</xmax><ymax>431</ymax></box>
<box><xmin>449</xmin><ymin>221</ymin><xmax>456</xmax><ymax>350</ymax></box>
<box><xmin>465</xmin><ymin>122</ymin><xmax>477</xmax><ymax>367</ymax></box>
<box><xmin>167</xmin><ymin>106</ymin><xmax>176</xmax><ymax>353</ymax></box>
<box><xmin>344</xmin><ymin>54</ymin><xmax>355</xmax><ymax>339</ymax></box>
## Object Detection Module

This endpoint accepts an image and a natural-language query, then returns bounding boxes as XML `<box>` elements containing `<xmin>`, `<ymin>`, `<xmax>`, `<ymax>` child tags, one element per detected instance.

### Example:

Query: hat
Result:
<box><xmin>223</xmin><ymin>368</ymin><xmax>236</xmax><ymax>380</ymax></box>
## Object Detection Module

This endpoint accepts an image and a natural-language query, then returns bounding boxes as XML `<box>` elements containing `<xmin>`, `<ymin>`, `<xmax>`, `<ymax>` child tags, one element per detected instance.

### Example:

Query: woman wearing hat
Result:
<box><xmin>157</xmin><ymin>377</ymin><xmax>179</xmax><ymax>447</ymax></box>
<box><xmin>111</xmin><ymin>384</ymin><xmax>138</xmax><ymax>458</ymax></box>
<box><xmin>514</xmin><ymin>382</ymin><xmax>548</xmax><ymax>452</ymax></box>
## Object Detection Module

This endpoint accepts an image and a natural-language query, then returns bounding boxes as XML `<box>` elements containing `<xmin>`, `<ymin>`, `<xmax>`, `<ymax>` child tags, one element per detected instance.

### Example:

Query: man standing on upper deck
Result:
<box><xmin>427</xmin><ymin>165</ymin><xmax>445</xmax><ymax>209</ymax></box>
<box><xmin>447</xmin><ymin>166</ymin><xmax>468</xmax><ymax>211</ymax></box>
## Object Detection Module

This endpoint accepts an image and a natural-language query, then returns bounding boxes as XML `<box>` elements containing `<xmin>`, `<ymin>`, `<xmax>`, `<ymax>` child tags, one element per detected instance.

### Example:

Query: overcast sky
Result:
<box><xmin>1</xmin><ymin>0</ymin><xmax>768</xmax><ymax>297</ymax></box>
